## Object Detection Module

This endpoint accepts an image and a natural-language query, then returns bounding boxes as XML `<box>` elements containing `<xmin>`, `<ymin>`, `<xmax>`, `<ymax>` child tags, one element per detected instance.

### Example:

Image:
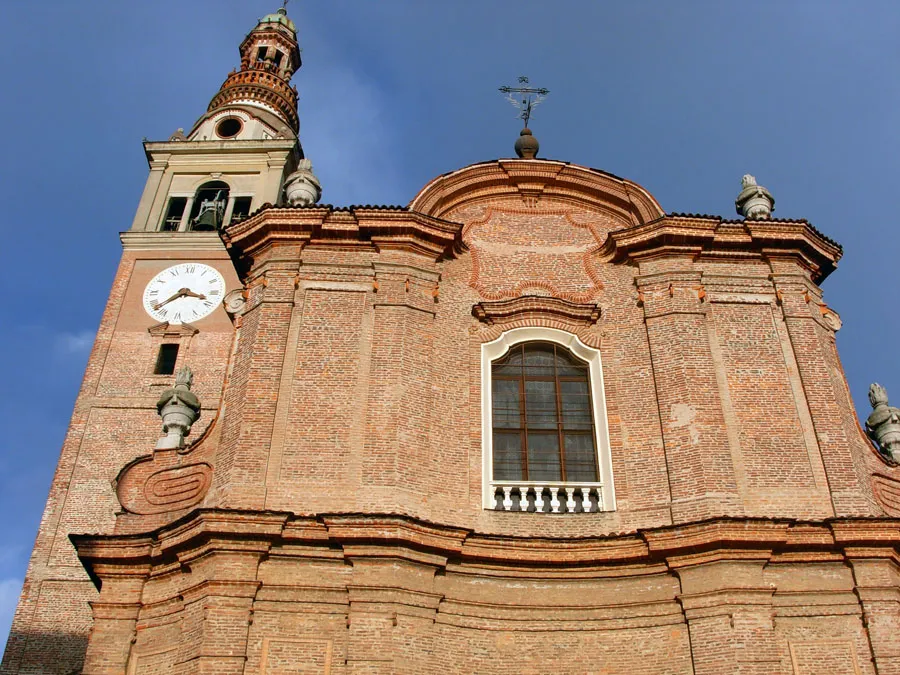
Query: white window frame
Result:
<box><xmin>481</xmin><ymin>327</ymin><xmax>616</xmax><ymax>511</ymax></box>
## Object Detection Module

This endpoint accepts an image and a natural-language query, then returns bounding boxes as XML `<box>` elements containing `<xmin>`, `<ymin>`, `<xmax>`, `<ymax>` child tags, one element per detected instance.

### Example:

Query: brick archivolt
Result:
<box><xmin>409</xmin><ymin>159</ymin><xmax>664</xmax><ymax>225</ymax></box>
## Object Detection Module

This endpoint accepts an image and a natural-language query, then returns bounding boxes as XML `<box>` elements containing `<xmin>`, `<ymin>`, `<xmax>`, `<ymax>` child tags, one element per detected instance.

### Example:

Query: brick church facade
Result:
<box><xmin>5</xmin><ymin>7</ymin><xmax>900</xmax><ymax>675</ymax></box>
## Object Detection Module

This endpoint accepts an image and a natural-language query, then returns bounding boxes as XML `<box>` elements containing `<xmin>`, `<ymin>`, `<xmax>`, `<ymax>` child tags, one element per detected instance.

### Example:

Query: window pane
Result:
<box><xmin>525</xmin><ymin>380</ymin><xmax>557</xmax><ymax>429</ymax></box>
<box><xmin>527</xmin><ymin>433</ymin><xmax>561</xmax><ymax>481</ymax></box>
<box><xmin>492</xmin><ymin>379</ymin><xmax>520</xmax><ymax>429</ymax></box>
<box><xmin>560</xmin><ymin>380</ymin><xmax>593</xmax><ymax>430</ymax></box>
<box><xmin>522</xmin><ymin>343</ymin><xmax>555</xmax><ymax>378</ymax></box>
<box><xmin>564</xmin><ymin>433</ymin><xmax>598</xmax><ymax>481</ymax></box>
<box><xmin>555</xmin><ymin>349</ymin><xmax>589</xmax><ymax>377</ymax></box>
<box><xmin>494</xmin><ymin>432</ymin><xmax>524</xmax><ymax>480</ymax></box>
<box><xmin>492</xmin><ymin>345</ymin><xmax>523</xmax><ymax>376</ymax></box>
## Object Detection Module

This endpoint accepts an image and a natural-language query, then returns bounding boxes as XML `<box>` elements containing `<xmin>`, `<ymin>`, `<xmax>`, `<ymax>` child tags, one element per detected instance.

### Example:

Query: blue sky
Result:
<box><xmin>1</xmin><ymin>0</ymin><xmax>899</xmax><ymax>643</ymax></box>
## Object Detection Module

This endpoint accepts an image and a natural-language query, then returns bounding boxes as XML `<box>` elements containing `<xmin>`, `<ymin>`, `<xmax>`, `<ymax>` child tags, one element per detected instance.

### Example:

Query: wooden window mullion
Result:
<box><xmin>519</xmin><ymin>345</ymin><xmax>529</xmax><ymax>480</ymax></box>
<box><xmin>553</xmin><ymin>344</ymin><xmax>567</xmax><ymax>481</ymax></box>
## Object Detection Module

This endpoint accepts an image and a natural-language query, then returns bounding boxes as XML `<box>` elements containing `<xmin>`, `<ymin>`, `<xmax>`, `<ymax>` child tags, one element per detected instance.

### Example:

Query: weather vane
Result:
<box><xmin>498</xmin><ymin>76</ymin><xmax>550</xmax><ymax>128</ymax></box>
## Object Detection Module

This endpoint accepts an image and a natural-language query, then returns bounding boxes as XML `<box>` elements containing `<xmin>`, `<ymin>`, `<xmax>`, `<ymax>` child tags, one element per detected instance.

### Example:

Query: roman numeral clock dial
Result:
<box><xmin>142</xmin><ymin>263</ymin><xmax>226</xmax><ymax>324</ymax></box>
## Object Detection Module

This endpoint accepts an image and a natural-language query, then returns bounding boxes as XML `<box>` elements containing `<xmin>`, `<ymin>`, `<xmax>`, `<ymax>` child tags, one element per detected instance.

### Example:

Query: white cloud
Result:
<box><xmin>54</xmin><ymin>330</ymin><xmax>95</xmax><ymax>356</ymax></box>
<box><xmin>0</xmin><ymin>578</ymin><xmax>23</xmax><ymax>645</ymax></box>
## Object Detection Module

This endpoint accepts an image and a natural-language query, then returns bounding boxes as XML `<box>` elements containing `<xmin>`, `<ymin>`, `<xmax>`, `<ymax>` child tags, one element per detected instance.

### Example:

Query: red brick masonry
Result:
<box><xmin>5</xmin><ymin>160</ymin><xmax>900</xmax><ymax>674</ymax></box>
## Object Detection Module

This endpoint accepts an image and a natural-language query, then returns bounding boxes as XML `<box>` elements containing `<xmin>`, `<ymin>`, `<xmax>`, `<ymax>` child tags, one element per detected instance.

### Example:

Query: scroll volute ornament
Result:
<box><xmin>115</xmin><ymin>365</ymin><xmax>213</xmax><ymax>521</ymax></box>
<box><xmin>865</xmin><ymin>383</ymin><xmax>900</xmax><ymax>463</ymax></box>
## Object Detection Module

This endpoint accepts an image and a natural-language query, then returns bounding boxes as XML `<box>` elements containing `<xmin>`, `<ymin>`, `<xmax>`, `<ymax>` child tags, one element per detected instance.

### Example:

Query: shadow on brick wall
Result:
<box><xmin>1</xmin><ymin>630</ymin><xmax>87</xmax><ymax>675</ymax></box>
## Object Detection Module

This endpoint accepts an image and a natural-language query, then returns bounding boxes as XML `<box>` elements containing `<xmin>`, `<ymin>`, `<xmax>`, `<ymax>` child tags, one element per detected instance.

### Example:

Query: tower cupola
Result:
<box><xmin>192</xmin><ymin>5</ymin><xmax>302</xmax><ymax>140</ymax></box>
<box><xmin>133</xmin><ymin>5</ymin><xmax>315</xmax><ymax>233</ymax></box>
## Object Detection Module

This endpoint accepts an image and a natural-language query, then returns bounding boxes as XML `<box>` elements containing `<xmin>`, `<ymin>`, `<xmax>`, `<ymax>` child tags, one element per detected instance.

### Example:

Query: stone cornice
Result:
<box><xmin>143</xmin><ymin>138</ymin><xmax>297</xmax><ymax>165</ymax></box>
<box><xmin>71</xmin><ymin>511</ymin><xmax>900</xmax><ymax>586</ymax></box>
<box><xmin>600</xmin><ymin>214</ymin><xmax>843</xmax><ymax>283</ymax></box>
<box><xmin>409</xmin><ymin>159</ymin><xmax>665</xmax><ymax>225</ymax></box>
<box><xmin>472</xmin><ymin>296</ymin><xmax>601</xmax><ymax>326</ymax></box>
<box><xmin>222</xmin><ymin>205</ymin><xmax>465</xmax><ymax>266</ymax></box>
<box><xmin>120</xmin><ymin>231</ymin><xmax>229</xmax><ymax>252</ymax></box>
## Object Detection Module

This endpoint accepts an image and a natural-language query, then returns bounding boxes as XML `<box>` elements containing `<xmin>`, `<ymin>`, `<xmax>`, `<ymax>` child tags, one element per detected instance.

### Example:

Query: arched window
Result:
<box><xmin>482</xmin><ymin>327</ymin><xmax>615</xmax><ymax>512</ymax></box>
<box><xmin>492</xmin><ymin>342</ymin><xmax>598</xmax><ymax>482</ymax></box>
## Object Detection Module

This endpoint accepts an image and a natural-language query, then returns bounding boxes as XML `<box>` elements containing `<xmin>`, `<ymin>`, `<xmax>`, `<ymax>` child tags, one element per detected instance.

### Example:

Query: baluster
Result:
<box><xmin>534</xmin><ymin>486</ymin><xmax>545</xmax><ymax>512</ymax></box>
<box><xmin>549</xmin><ymin>487</ymin><xmax>561</xmax><ymax>513</ymax></box>
<box><xmin>519</xmin><ymin>487</ymin><xmax>530</xmax><ymax>512</ymax></box>
<box><xmin>502</xmin><ymin>487</ymin><xmax>513</xmax><ymax>511</ymax></box>
<box><xmin>565</xmin><ymin>487</ymin><xmax>576</xmax><ymax>513</ymax></box>
<box><xmin>578</xmin><ymin>487</ymin><xmax>589</xmax><ymax>513</ymax></box>
<box><xmin>593</xmin><ymin>487</ymin><xmax>601</xmax><ymax>512</ymax></box>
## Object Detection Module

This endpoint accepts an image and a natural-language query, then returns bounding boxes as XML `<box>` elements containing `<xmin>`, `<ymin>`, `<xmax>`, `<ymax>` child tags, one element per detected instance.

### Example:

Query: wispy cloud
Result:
<box><xmin>54</xmin><ymin>330</ymin><xmax>95</xmax><ymax>356</ymax></box>
<box><xmin>299</xmin><ymin>62</ymin><xmax>405</xmax><ymax>206</ymax></box>
<box><xmin>0</xmin><ymin>577</ymin><xmax>23</xmax><ymax>644</ymax></box>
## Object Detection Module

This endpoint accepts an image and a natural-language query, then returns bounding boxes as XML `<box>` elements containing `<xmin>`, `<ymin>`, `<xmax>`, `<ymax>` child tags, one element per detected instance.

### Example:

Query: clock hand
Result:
<box><xmin>153</xmin><ymin>288</ymin><xmax>189</xmax><ymax>310</ymax></box>
<box><xmin>182</xmin><ymin>289</ymin><xmax>207</xmax><ymax>300</ymax></box>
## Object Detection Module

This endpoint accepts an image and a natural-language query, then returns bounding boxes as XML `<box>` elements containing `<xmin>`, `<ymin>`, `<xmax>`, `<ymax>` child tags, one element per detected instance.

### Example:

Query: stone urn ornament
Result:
<box><xmin>155</xmin><ymin>366</ymin><xmax>202</xmax><ymax>450</ymax></box>
<box><xmin>283</xmin><ymin>158</ymin><xmax>322</xmax><ymax>206</ymax></box>
<box><xmin>865</xmin><ymin>383</ymin><xmax>900</xmax><ymax>462</ymax></box>
<box><xmin>735</xmin><ymin>174</ymin><xmax>775</xmax><ymax>220</ymax></box>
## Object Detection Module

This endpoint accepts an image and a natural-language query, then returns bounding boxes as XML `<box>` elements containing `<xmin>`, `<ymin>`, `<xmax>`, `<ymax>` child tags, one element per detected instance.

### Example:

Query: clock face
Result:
<box><xmin>142</xmin><ymin>263</ymin><xmax>226</xmax><ymax>324</ymax></box>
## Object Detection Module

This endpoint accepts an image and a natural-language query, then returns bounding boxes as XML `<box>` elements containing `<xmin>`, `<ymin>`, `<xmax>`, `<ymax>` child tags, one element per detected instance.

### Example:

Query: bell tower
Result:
<box><xmin>203</xmin><ymin>5</ymin><xmax>302</xmax><ymax>137</ymax></box>
<box><xmin>129</xmin><ymin>5</ymin><xmax>318</xmax><ymax>236</ymax></box>
<box><xmin>1</xmin><ymin>7</ymin><xmax>319</xmax><ymax>674</ymax></box>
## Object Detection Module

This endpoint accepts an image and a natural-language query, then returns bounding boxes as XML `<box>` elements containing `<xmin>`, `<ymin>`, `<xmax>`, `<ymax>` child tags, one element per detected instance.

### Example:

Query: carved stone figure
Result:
<box><xmin>155</xmin><ymin>366</ymin><xmax>202</xmax><ymax>450</ymax></box>
<box><xmin>865</xmin><ymin>383</ymin><xmax>900</xmax><ymax>462</ymax></box>
<box><xmin>735</xmin><ymin>174</ymin><xmax>775</xmax><ymax>220</ymax></box>
<box><xmin>283</xmin><ymin>158</ymin><xmax>322</xmax><ymax>206</ymax></box>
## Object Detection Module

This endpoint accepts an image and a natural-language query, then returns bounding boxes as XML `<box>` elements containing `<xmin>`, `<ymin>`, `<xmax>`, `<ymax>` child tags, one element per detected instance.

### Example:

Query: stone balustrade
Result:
<box><xmin>491</xmin><ymin>482</ymin><xmax>604</xmax><ymax>513</ymax></box>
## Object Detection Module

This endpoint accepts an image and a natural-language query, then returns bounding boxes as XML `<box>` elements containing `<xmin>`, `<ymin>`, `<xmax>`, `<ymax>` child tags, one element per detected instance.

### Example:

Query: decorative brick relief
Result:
<box><xmin>126</xmin><ymin>645</ymin><xmax>179</xmax><ymax>675</ymax></box>
<box><xmin>118</xmin><ymin>461</ymin><xmax>212</xmax><ymax>515</ymax></box>
<box><xmin>711</xmin><ymin>301</ymin><xmax>815</xmax><ymax>490</ymax></box>
<box><xmin>872</xmin><ymin>474</ymin><xmax>900</xmax><ymax>516</ymax></box>
<box><xmin>789</xmin><ymin>640</ymin><xmax>861</xmax><ymax>675</ymax></box>
<box><xmin>259</xmin><ymin>637</ymin><xmax>333</xmax><ymax>674</ymax></box>
<box><xmin>462</xmin><ymin>206</ymin><xmax>610</xmax><ymax>302</ymax></box>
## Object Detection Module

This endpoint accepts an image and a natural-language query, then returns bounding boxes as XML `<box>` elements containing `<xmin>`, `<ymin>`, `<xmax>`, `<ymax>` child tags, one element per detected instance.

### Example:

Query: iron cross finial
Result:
<box><xmin>498</xmin><ymin>76</ymin><xmax>550</xmax><ymax>128</ymax></box>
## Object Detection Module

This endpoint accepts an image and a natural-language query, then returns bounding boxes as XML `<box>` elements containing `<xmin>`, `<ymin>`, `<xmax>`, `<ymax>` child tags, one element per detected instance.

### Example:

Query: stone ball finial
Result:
<box><xmin>515</xmin><ymin>128</ymin><xmax>539</xmax><ymax>159</ymax></box>
<box><xmin>284</xmin><ymin>158</ymin><xmax>322</xmax><ymax>206</ymax></box>
<box><xmin>866</xmin><ymin>383</ymin><xmax>900</xmax><ymax>462</ymax></box>
<box><xmin>735</xmin><ymin>173</ymin><xmax>775</xmax><ymax>220</ymax></box>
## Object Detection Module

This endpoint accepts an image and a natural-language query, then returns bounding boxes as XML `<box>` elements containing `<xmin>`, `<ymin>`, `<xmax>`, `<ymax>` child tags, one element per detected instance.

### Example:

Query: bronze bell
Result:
<box><xmin>192</xmin><ymin>208</ymin><xmax>220</xmax><ymax>231</ymax></box>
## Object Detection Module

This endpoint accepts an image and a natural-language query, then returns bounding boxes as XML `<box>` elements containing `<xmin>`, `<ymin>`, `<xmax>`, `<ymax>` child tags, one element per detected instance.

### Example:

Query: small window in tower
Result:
<box><xmin>256</xmin><ymin>47</ymin><xmax>268</xmax><ymax>62</ymax></box>
<box><xmin>161</xmin><ymin>197</ymin><xmax>187</xmax><ymax>231</ymax></box>
<box><xmin>230</xmin><ymin>197</ymin><xmax>253</xmax><ymax>224</ymax></box>
<box><xmin>215</xmin><ymin>117</ymin><xmax>242</xmax><ymax>139</ymax></box>
<box><xmin>154</xmin><ymin>344</ymin><xmax>180</xmax><ymax>375</ymax></box>
<box><xmin>273</xmin><ymin>50</ymin><xmax>284</xmax><ymax>68</ymax></box>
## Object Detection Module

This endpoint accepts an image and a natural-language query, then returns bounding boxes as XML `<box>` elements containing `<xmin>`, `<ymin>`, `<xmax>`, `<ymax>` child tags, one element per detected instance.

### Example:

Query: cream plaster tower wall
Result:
<box><xmin>1</xmin><ymin>8</ymin><xmax>309</xmax><ymax>674</ymax></box>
